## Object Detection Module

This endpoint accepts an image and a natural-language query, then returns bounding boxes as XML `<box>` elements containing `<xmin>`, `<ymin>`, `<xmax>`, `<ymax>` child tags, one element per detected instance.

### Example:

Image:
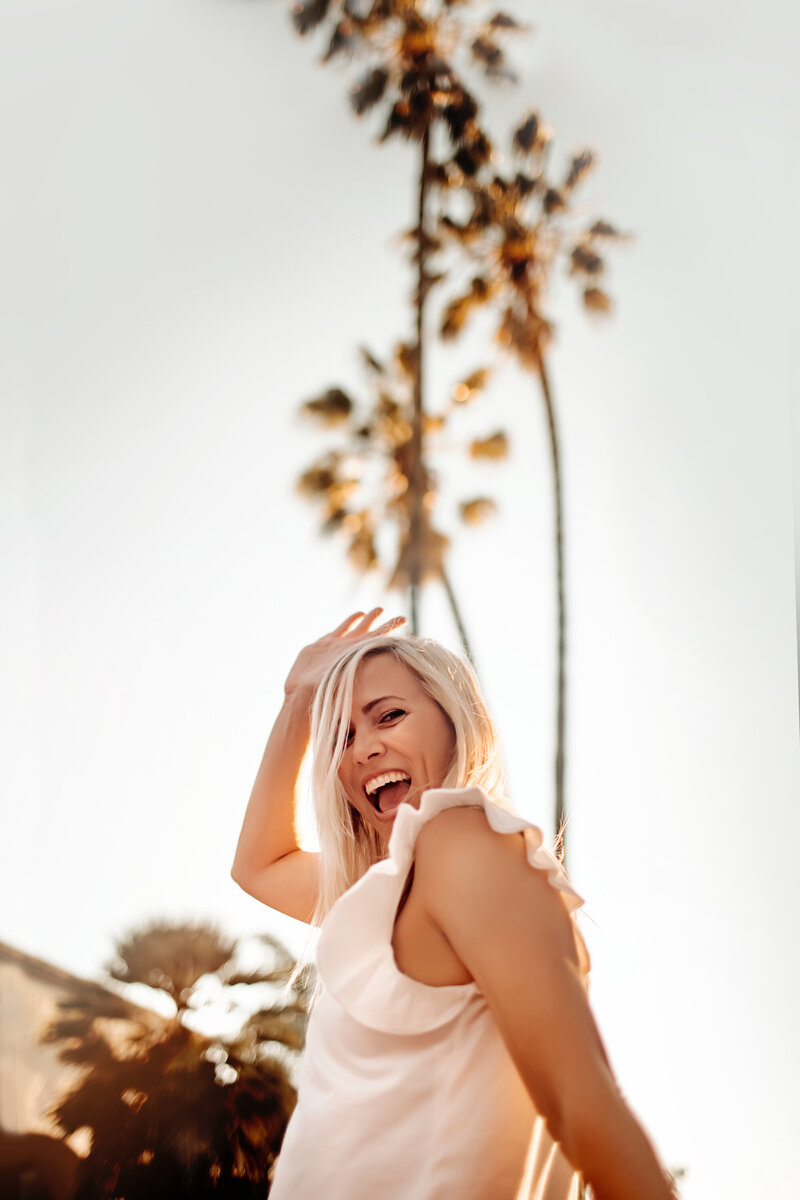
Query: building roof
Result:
<box><xmin>0</xmin><ymin>941</ymin><xmax>163</xmax><ymax>1024</ymax></box>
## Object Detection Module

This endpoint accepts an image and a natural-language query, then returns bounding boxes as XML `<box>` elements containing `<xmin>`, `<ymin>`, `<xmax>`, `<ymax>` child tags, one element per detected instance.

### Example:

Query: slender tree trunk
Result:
<box><xmin>537</xmin><ymin>352</ymin><xmax>567</xmax><ymax>862</ymax></box>
<box><xmin>408</xmin><ymin>126</ymin><xmax>431</xmax><ymax>636</ymax></box>
<box><xmin>441</xmin><ymin>566</ymin><xmax>477</xmax><ymax>667</ymax></box>
<box><xmin>409</xmin><ymin>573</ymin><xmax>420</xmax><ymax>636</ymax></box>
<box><xmin>408</xmin><ymin>128</ymin><xmax>478</xmax><ymax>663</ymax></box>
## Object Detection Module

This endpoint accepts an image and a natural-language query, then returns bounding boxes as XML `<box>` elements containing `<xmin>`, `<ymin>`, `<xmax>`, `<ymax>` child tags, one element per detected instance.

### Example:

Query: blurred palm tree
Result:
<box><xmin>44</xmin><ymin>922</ymin><xmax>313</xmax><ymax>1199</ymax></box>
<box><xmin>285</xmin><ymin>1</ymin><xmax>626</xmax><ymax>850</ymax></box>
<box><xmin>296</xmin><ymin>342</ymin><xmax>508</xmax><ymax>663</ymax></box>
<box><xmin>290</xmin><ymin>0</ymin><xmax>525</xmax><ymax>653</ymax></box>
<box><xmin>435</xmin><ymin>116</ymin><xmax>628</xmax><ymax>846</ymax></box>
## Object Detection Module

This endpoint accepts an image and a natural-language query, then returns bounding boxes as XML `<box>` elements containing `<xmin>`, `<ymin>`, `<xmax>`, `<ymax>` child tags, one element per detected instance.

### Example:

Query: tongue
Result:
<box><xmin>377</xmin><ymin>780</ymin><xmax>411</xmax><ymax>813</ymax></box>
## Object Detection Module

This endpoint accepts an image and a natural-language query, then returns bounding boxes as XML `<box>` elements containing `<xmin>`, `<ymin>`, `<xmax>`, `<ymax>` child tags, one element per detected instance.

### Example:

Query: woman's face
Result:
<box><xmin>337</xmin><ymin>653</ymin><xmax>456</xmax><ymax>842</ymax></box>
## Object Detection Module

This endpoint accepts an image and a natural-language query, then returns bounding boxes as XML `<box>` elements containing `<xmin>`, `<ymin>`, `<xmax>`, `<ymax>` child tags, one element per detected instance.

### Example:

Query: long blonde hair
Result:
<box><xmin>309</xmin><ymin>635</ymin><xmax>509</xmax><ymax>924</ymax></box>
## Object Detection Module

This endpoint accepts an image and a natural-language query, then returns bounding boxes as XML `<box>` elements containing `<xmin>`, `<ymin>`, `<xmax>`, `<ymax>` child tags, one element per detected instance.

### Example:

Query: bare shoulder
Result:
<box><xmin>413</xmin><ymin>804</ymin><xmax>524</xmax><ymax>874</ymax></box>
<box><xmin>415</xmin><ymin>802</ymin><xmax>497</xmax><ymax>849</ymax></box>
<box><xmin>413</xmin><ymin>804</ymin><xmax>578</xmax><ymax>963</ymax></box>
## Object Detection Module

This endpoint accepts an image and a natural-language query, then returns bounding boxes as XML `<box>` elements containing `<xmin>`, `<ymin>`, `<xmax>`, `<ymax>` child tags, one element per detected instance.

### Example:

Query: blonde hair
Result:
<box><xmin>309</xmin><ymin>635</ymin><xmax>510</xmax><ymax>924</ymax></box>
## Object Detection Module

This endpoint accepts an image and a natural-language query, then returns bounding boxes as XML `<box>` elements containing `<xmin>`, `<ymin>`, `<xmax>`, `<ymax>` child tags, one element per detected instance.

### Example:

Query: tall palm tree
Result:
<box><xmin>436</xmin><ymin>118</ymin><xmax>625</xmax><ymax>853</ymax></box>
<box><xmin>285</xmin><ymin>1</ymin><xmax>625</xmax><ymax>851</ymax></box>
<box><xmin>290</xmin><ymin>1</ymin><xmax>524</xmax><ymax>656</ymax></box>
<box><xmin>44</xmin><ymin>922</ymin><xmax>312</xmax><ymax>1198</ymax></box>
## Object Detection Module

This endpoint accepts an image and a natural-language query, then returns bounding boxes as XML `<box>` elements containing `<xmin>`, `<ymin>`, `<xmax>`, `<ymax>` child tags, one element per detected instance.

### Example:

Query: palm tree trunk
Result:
<box><xmin>406</xmin><ymin>130</ymin><xmax>478</xmax><ymax>675</ymax></box>
<box><xmin>408</xmin><ymin>125</ymin><xmax>430</xmax><ymax>636</ymax></box>
<box><xmin>537</xmin><ymin>352</ymin><xmax>567</xmax><ymax>861</ymax></box>
<box><xmin>441</xmin><ymin>566</ymin><xmax>477</xmax><ymax>668</ymax></box>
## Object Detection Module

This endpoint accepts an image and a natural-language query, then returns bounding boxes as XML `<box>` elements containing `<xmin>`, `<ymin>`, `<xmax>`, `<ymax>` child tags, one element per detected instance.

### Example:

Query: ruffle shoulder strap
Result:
<box><xmin>316</xmin><ymin>787</ymin><xmax>588</xmax><ymax>1035</ymax></box>
<box><xmin>391</xmin><ymin>787</ymin><xmax>584</xmax><ymax>915</ymax></box>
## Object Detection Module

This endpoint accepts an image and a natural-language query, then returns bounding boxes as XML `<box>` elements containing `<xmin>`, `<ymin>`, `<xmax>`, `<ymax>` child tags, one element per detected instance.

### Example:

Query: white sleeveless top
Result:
<box><xmin>270</xmin><ymin>787</ymin><xmax>587</xmax><ymax>1200</ymax></box>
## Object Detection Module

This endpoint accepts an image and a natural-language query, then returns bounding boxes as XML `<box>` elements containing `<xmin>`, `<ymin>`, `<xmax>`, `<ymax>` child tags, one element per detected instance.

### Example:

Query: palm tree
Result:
<box><xmin>285</xmin><ymin>1</ymin><xmax>625</xmax><ymax>851</ymax></box>
<box><xmin>436</xmin><ymin>117</ymin><xmax>626</xmax><ymax>852</ymax></box>
<box><xmin>289</xmin><ymin>1</ymin><xmax>524</xmax><ymax>654</ymax></box>
<box><xmin>44</xmin><ymin>922</ymin><xmax>312</xmax><ymax>1198</ymax></box>
<box><xmin>296</xmin><ymin>342</ymin><xmax>503</xmax><ymax>665</ymax></box>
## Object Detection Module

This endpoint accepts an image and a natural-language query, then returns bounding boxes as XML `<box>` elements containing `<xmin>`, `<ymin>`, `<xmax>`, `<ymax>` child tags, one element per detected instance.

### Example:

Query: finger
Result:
<box><xmin>351</xmin><ymin>607</ymin><xmax>384</xmax><ymax>634</ymax></box>
<box><xmin>374</xmin><ymin>616</ymin><xmax>406</xmax><ymax>635</ymax></box>
<box><xmin>332</xmin><ymin>612</ymin><xmax>365</xmax><ymax>636</ymax></box>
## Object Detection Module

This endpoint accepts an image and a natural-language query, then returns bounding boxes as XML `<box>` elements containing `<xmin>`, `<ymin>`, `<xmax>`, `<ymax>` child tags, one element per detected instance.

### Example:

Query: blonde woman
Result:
<box><xmin>233</xmin><ymin>610</ymin><xmax>676</xmax><ymax>1200</ymax></box>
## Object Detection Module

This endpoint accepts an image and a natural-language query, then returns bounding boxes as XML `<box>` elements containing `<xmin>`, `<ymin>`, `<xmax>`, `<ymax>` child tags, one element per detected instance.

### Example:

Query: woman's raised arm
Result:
<box><xmin>231</xmin><ymin>609</ymin><xmax>405</xmax><ymax>924</ymax></box>
<box><xmin>415</xmin><ymin>808</ymin><xmax>677</xmax><ymax>1200</ymax></box>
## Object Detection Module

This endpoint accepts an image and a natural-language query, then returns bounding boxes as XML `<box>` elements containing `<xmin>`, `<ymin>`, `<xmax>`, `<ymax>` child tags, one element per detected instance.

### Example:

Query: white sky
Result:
<box><xmin>2</xmin><ymin>1</ymin><xmax>799</xmax><ymax>1197</ymax></box>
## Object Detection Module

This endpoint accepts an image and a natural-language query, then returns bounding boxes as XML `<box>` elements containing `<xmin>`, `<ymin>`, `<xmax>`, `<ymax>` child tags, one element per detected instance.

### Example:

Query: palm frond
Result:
<box><xmin>301</xmin><ymin>387</ymin><xmax>354</xmax><ymax>425</ymax></box>
<box><xmin>321</xmin><ymin>507</ymin><xmax>349</xmax><ymax>534</ymax></box>
<box><xmin>543</xmin><ymin>186</ymin><xmax>566</xmax><ymax>214</ymax></box>
<box><xmin>348</xmin><ymin>525</ymin><xmax>380</xmax><ymax>571</ymax></box>
<box><xmin>323</xmin><ymin>19</ymin><xmax>358</xmax><ymax>62</ymax></box>
<box><xmin>588</xmin><ymin>219</ymin><xmax>625</xmax><ymax>238</ymax></box>
<box><xmin>469</xmin><ymin>431</ymin><xmax>508</xmax><ymax>460</ymax></box>
<box><xmin>453</xmin><ymin>132</ymin><xmax>491</xmax><ymax>176</ymax></box>
<box><xmin>570</xmin><ymin>244</ymin><xmax>603</xmax><ymax>276</ymax></box>
<box><xmin>583</xmin><ymin>286</ymin><xmax>612</xmax><ymax>314</ymax></box>
<box><xmin>395</xmin><ymin>342</ymin><xmax>419</xmax><ymax>377</ymax></box>
<box><xmin>441</xmin><ymin>276</ymin><xmax>492</xmax><ymax>340</ymax></box>
<box><xmin>358</xmin><ymin>345</ymin><xmax>384</xmax><ymax>373</ymax></box>
<box><xmin>380</xmin><ymin>99</ymin><xmax>413</xmax><ymax>142</ymax></box>
<box><xmin>488</xmin><ymin>12</ymin><xmax>526</xmax><ymax>31</ymax></box>
<box><xmin>291</xmin><ymin>0</ymin><xmax>330</xmax><ymax>36</ymax></box>
<box><xmin>350</xmin><ymin>66</ymin><xmax>389</xmax><ymax>114</ymax></box>
<box><xmin>513</xmin><ymin>170</ymin><xmax>540</xmax><ymax>197</ymax></box>
<box><xmin>452</xmin><ymin>367</ymin><xmax>491</xmax><ymax>404</ymax></box>
<box><xmin>441</xmin><ymin>294</ymin><xmax>473</xmax><ymax>339</ymax></box>
<box><xmin>459</xmin><ymin>497</ymin><xmax>498</xmax><ymax>524</ymax></box>
<box><xmin>563</xmin><ymin>148</ymin><xmax>595</xmax><ymax>191</ymax></box>
<box><xmin>297</xmin><ymin>463</ymin><xmax>337</xmax><ymax>496</ymax></box>
<box><xmin>513</xmin><ymin>111</ymin><xmax>548</xmax><ymax>155</ymax></box>
<box><xmin>441</xmin><ymin>89</ymin><xmax>478</xmax><ymax>142</ymax></box>
<box><xmin>497</xmin><ymin>305</ymin><xmax>552</xmax><ymax>368</ymax></box>
<box><xmin>222</xmin><ymin>968</ymin><xmax>290</xmax><ymax>988</ymax></box>
<box><xmin>106</xmin><ymin>922</ymin><xmax>236</xmax><ymax>1009</ymax></box>
<box><xmin>471</xmin><ymin>36</ymin><xmax>503</xmax><ymax>70</ymax></box>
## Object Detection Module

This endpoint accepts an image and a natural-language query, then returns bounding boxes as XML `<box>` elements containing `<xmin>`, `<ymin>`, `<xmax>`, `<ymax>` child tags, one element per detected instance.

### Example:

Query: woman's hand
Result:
<box><xmin>284</xmin><ymin>609</ymin><xmax>406</xmax><ymax>700</ymax></box>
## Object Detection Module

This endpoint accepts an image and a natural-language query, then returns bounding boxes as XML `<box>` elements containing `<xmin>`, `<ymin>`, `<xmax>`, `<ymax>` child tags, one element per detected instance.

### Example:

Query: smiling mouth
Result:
<box><xmin>364</xmin><ymin>772</ymin><xmax>411</xmax><ymax>814</ymax></box>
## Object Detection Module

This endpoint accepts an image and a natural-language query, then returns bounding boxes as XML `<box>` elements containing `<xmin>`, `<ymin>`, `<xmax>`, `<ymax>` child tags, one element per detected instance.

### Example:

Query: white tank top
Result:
<box><xmin>270</xmin><ymin>787</ymin><xmax>587</xmax><ymax>1200</ymax></box>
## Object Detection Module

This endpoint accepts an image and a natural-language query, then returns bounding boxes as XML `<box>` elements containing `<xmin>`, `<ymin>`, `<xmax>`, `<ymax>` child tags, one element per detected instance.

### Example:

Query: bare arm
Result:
<box><xmin>231</xmin><ymin>610</ymin><xmax>405</xmax><ymax>923</ymax></box>
<box><xmin>231</xmin><ymin>684</ymin><xmax>319</xmax><ymax>923</ymax></box>
<box><xmin>415</xmin><ymin>809</ymin><xmax>677</xmax><ymax>1200</ymax></box>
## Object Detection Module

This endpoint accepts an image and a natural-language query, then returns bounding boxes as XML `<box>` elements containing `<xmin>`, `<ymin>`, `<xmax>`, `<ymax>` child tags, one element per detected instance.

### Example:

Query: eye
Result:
<box><xmin>380</xmin><ymin>709</ymin><xmax>405</xmax><ymax>724</ymax></box>
<box><xmin>345</xmin><ymin>728</ymin><xmax>355</xmax><ymax>746</ymax></box>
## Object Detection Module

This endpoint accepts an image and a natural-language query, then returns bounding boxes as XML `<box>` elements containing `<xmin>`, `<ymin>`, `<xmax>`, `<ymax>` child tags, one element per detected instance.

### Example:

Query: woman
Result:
<box><xmin>232</xmin><ymin>610</ymin><xmax>676</xmax><ymax>1200</ymax></box>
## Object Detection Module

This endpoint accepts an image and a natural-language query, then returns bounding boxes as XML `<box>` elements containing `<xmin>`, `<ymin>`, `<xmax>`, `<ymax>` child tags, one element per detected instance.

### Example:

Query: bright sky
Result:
<box><xmin>2</xmin><ymin>2</ymin><xmax>799</xmax><ymax>1198</ymax></box>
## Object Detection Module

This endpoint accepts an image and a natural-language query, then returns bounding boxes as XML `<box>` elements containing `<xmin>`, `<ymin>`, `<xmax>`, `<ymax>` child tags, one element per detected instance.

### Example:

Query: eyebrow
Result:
<box><xmin>361</xmin><ymin>694</ymin><xmax>404</xmax><ymax>715</ymax></box>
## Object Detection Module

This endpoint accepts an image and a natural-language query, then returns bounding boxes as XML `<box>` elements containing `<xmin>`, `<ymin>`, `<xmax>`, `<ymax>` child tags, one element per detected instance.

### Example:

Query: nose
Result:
<box><xmin>351</xmin><ymin>725</ymin><xmax>384</xmax><ymax>765</ymax></box>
